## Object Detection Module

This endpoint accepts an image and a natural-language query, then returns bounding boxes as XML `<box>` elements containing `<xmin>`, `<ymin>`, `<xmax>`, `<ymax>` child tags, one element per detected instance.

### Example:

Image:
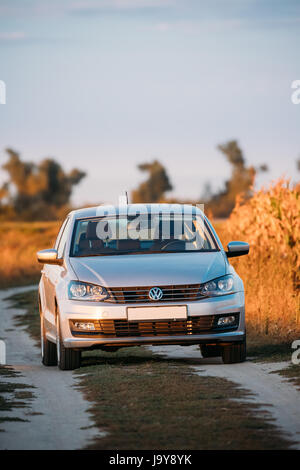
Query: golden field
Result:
<box><xmin>0</xmin><ymin>221</ymin><xmax>60</xmax><ymax>288</ymax></box>
<box><xmin>216</xmin><ymin>180</ymin><xmax>300</xmax><ymax>341</ymax></box>
<box><xmin>0</xmin><ymin>180</ymin><xmax>299</xmax><ymax>342</ymax></box>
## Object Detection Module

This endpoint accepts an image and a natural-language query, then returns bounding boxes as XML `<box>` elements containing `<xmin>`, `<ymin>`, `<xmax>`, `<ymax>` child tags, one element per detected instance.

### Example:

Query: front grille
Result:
<box><xmin>105</xmin><ymin>284</ymin><xmax>205</xmax><ymax>303</ymax></box>
<box><xmin>70</xmin><ymin>314</ymin><xmax>239</xmax><ymax>338</ymax></box>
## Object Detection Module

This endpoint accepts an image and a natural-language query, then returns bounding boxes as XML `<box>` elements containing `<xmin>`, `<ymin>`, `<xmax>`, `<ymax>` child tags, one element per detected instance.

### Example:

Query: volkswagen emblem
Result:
<box><xmin>148</xmin><ymin>287</ymin><xmax>163</xmax><ymax>301</ymax></box>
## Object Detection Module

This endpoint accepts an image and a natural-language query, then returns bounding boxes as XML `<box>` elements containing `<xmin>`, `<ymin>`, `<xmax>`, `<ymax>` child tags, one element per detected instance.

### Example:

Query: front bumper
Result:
<box><xmin>57</xmin><ymin>292</ymin><xmax>245</xmax><ymax>349</ymax></box>
<box><xmin>64</xmin><ymin>330</ymin><xmax>245</xmax><ymax>349</ymax></box>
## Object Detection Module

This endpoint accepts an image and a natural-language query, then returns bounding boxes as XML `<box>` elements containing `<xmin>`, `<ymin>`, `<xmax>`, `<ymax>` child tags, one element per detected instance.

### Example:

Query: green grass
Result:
<box><xmin>8</xmin><ymin>289</ymin><xmax>294</xmax><ymax>450</ymax></box>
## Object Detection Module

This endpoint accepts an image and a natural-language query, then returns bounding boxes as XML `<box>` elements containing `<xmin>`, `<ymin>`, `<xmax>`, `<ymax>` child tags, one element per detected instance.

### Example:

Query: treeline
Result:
<box><xmin>132</xmin><ymin>140</ymin><xmax>269</xmax><ymax>218</ymax></box>
<box><xmin>1</xmin><ymin>141</ymin><xmax>297</xmax><ymax>221</ymax></box>
<box><xmin>0</xmin><ymin>149</ymin><xmax>85</xmax><ymax>220</ymax></box>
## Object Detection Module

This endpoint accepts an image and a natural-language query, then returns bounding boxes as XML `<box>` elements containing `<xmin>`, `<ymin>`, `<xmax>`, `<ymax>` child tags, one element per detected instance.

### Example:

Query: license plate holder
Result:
<box><xmin>127</xmin><ymin>305</ymin><xmax>187</xmax><ymax>322</ymax></box>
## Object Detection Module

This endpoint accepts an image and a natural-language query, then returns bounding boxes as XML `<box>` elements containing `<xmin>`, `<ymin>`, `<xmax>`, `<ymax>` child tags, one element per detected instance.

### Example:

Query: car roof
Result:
<box><xmin>69</xmin><ymin>203</ymin><xmax>205</xmax><ymax>220</ymax></box>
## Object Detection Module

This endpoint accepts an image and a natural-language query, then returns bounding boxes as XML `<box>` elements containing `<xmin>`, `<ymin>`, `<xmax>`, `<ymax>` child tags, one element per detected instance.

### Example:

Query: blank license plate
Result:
<box><xmin>127</xmin><ymin>306</ymin><xmax>187</xmax><ymax>322</ymax></box>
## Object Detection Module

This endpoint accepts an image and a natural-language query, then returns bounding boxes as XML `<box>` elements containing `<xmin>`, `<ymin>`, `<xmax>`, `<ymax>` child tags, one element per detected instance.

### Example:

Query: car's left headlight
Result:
<box><xmin>200</xmin><ymin>274</ymin><xmax>235</xmax><ymax>297</ymax></box>
<box><xmin>68</xmin><ymin>281</ymin><xmax>109</xmax><ymax>301</ymax></box>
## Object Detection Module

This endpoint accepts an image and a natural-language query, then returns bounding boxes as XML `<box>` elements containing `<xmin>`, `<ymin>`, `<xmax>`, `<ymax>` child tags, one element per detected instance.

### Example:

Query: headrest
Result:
<box><xmin>86</xmin><ymin>221</ymin><xmax>99</xmax><ymax>240</ymax></box>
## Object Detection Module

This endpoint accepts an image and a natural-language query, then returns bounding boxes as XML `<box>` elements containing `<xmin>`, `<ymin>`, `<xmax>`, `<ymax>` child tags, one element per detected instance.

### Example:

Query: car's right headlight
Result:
<box><xmin>68</xmin><ymin>281</ymin><xmax>109</xmax><ymax>301</ymax></box>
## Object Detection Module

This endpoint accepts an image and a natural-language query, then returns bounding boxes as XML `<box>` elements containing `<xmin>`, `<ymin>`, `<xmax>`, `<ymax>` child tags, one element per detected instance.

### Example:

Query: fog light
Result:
<box><xmin>73</xmin><ymin>321</ymin><xmax>96</xmax><ymax>331</ymax></box>
<box><xmin>217</xmin><ymin>315</ymin><xmax>236</xmax><ymax>326</ymax></box>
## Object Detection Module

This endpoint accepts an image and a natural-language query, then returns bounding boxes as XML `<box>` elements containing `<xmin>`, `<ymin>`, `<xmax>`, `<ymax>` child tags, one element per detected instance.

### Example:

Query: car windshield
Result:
<box><xmin>70</xmin><ymin>213</ymin><xmax>218</xmax><ymax>257</ymax></box>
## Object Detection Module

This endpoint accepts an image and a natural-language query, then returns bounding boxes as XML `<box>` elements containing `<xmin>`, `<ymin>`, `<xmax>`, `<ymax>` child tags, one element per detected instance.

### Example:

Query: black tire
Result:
<box><xmin>200</xmin><ymin>344</ymin><xmax>222</xmax><ymax>358</ymax></box>
<box><xmin>56</xmin><ymin>315</ymin><xmax>81</xmax><ymax>371</ymax></box>
<box><xmin>40</xmin><ymin>313</ymin><xmax>57</xmax><ymax>366</ymax></box>
<box><xmin>222</xmin><ymin>336</ymin><xmax>247</xmax><ymax>364</ymax></box>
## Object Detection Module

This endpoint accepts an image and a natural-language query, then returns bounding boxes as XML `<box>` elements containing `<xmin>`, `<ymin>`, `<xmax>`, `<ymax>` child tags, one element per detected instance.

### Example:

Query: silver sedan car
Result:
<box><xmin>37</xmin><ymin>204</ymin><xmax>249</xmax><ymax>370</ymax></box>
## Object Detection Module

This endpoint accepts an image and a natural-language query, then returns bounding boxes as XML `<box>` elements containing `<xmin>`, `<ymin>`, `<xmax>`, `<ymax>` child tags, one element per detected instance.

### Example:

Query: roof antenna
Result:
<box><xmin>118</xmin><ymin>191</ymin><xmax>129</xmax><ymax>206</ymax></box>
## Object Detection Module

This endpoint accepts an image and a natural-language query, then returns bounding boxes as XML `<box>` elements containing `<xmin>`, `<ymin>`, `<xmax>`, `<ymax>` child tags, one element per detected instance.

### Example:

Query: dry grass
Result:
<box><xmin>0</xmin><ymin>221</ymin><xmax>60</xmax><ymax>288</ymax></box>
<box><xmin>76</xmin><ymin>349</ymin><xmax>291</xmax><ymax>450</ymax></box>
<box><xmin>215</xmin><ymin>179</ymin><xmax>300</xmax><ymax>343</ymax></box>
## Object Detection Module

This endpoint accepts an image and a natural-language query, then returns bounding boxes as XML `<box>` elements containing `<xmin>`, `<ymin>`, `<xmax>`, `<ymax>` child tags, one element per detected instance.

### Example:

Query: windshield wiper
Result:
<box><xmin>74</xmin><ymin>251</ymin><xmax>144</xmax><ymax>257</ymax></box>
<box><xmin>73</xmin><ymin>249</ymin><xmax>219</xmax><ymax>258</ymax></box>
<box><xmin>74</xmin><ymin>250</ymin><xmax>160</xmax><ymax>257</ymax></box>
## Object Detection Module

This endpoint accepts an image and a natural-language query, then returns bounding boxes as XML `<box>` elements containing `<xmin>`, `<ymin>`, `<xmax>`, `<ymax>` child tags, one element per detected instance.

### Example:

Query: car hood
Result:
<box><xmin>69</xmin><ymin>251</ymin><xmax>226</xmax><ymax>287</ymax></box>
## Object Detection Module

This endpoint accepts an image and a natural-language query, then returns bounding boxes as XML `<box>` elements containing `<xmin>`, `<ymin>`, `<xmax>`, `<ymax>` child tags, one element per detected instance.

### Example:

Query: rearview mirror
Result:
<box><xmin>37</xmin><ymin>249</ymin><xmax>63</xmax><ymax>266</ymax></box>
<box><xmin>226</xmin><ymin>241</ymin><xmax>249</xmax><ymax>258</ymax></box>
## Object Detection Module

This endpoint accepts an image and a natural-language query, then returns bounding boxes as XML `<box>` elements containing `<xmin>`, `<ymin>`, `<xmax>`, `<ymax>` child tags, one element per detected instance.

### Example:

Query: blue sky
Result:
<box><xmin>0</xmin><ymin>0</ymin><xmax>299</xmax><ymax>205</ymax></box>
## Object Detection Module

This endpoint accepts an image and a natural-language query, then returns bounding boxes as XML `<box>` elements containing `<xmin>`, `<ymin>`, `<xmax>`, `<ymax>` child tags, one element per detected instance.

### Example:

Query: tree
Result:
<box><xmin>205</xmin><ymin>140</ymin><xmax>267</xmax><ymax>217</ymax></box>
<box><xmin>0</xmin><ymin>149</ymin><xmax>86</xmax><ymax>220</ymax></box>
<box><xmin>131</xmin><ymin>160</ymin><xmax>173</xmax><ymax>203</ymax></box>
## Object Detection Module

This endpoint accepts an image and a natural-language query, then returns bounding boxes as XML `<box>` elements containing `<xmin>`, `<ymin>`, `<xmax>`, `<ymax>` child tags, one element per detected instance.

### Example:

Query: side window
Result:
<box><xmin>57</xmin><ymin>218</ymin><xmax>70</xmax><ymax>258</ymax></box>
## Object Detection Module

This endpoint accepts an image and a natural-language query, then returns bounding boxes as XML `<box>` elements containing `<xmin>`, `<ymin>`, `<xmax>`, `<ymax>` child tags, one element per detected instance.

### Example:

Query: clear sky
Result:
<box><xmin>0</xmin><ymin>0</ymin><xmax>299</xmax><ymax>205</ymax></box>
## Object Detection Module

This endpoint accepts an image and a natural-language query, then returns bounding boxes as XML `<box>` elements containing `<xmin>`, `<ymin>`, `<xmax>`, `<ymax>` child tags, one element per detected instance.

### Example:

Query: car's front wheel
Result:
<box><xmin>56</xmin><ymin>315</ymin><xmax>81</xmax><ymax>370</ymax></box>
<box><xmin>39</xmin><ymin>296</ymin><xmax>57</xmax><ymax>367</ymax></box>
<box><xmin>222</xmin><ymin>336</ymin><xmax>246</xmax><ymax>364</ymax></box>
<box><xmin>40</xmin><ymin>314</ymin><xmax>57</xmax><ymax>366</ymax></box>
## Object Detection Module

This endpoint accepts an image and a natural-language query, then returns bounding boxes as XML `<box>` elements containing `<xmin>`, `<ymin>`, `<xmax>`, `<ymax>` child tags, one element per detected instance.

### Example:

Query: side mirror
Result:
<box><xmin>37</xmin><ymin>249</ymin><xmax>63</xmax><ymax>266</ymax></box>
<box><xmin>226</xmin><ymin>241</ymin><xmax>249</xmax><ymax>258</ymax></box>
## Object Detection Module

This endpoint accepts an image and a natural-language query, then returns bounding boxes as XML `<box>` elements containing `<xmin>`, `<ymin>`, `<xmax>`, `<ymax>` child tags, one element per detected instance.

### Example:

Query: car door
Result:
<box><xmin>42</xmin><ymin>218</ymin><xmax>70</xmax><ymax>334</ymax></box>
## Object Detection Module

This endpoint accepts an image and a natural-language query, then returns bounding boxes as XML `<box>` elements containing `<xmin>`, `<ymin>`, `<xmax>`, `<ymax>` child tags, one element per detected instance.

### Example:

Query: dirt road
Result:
<box><xmin>0</xmin><ymin>286</ymin><xmax>100</xmax><ymax>450</ymax></box>
<box><xmin>150</xmin><ymin>345</ymin><xmax>300</xmax><ymax>449</ymax></box>
<box><xmin>0</xmin><ymin>286</ymin><xmax>299</xmax><ymax>449</ymax></box>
